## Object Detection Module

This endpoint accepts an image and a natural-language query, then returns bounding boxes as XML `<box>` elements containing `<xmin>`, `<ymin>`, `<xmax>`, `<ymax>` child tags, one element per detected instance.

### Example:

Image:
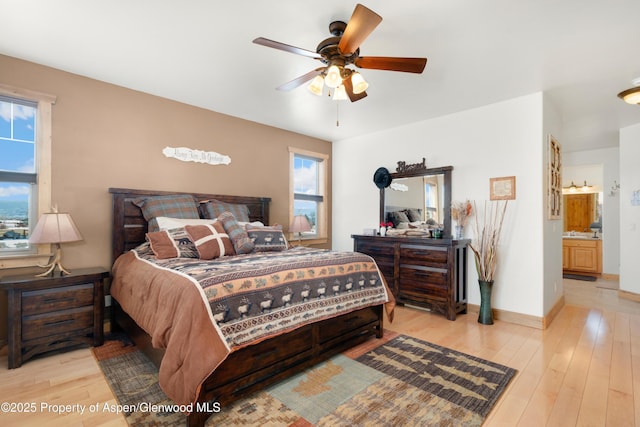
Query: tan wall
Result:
<box><xmin>0</xmin><ymin>54</ymin><xmax>332</xmax><ymax>343</ymax></box>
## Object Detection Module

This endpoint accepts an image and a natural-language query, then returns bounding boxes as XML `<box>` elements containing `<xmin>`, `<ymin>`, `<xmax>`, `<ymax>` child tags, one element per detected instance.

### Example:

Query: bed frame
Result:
<box><xmin>109</xmin><ymin>188</ymin><xmax>384</xmax><ymax>427</ymax></box>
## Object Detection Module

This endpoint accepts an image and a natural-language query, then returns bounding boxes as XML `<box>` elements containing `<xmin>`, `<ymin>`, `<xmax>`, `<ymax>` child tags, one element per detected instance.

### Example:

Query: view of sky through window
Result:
<box><xmin>0</xmin><ymin>99</ymin><xmax>35</xmax><ymax>247</ymax></box>
<box><xmin>293</xmin><ymin>155</ymin><xmax>319</xmax><ymax>230</ymax></box>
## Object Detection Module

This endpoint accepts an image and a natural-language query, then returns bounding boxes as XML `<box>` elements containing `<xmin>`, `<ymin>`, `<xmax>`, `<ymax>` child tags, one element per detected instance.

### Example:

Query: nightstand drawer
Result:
<box><xmin>22</xmin><ymin>306</ymin><xmax>94</xmax><ymax>341</ymax></box>
<box><xmin>22</xmin><ymin>283</ymin><xmax>94</xmax><ymax>316</ymax></box>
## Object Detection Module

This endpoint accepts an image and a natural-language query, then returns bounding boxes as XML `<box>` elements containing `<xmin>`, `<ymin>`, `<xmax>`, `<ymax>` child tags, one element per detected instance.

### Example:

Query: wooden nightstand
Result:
<box><xmin>0</xmin><ymin>267</ymin><xmax>109</xmax><ymax>368</ymax></box>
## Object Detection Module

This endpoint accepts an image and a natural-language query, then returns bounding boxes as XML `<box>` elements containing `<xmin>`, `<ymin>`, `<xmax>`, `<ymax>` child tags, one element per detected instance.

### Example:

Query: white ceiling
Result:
<box><xmin>2</xmin><ymin>0</ymin><xmax>640</xmax><ymax>152</ymax></box>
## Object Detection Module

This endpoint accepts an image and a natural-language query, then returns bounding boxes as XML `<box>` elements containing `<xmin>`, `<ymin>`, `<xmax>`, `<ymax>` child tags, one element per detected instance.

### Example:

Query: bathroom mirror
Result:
<box><xmin>563</xmin><ymin>192</ymin><xmax>602</xmax><ymax>232</ymax></box>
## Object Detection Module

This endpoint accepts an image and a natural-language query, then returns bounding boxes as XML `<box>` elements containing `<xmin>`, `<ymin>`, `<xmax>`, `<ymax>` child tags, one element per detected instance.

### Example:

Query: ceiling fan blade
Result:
<box><xmin>253</xmin><ymin>37</ymin><xmax>322</xmax><ymax>59</ymax></box>
<box><xmin>355</xmin><ymin>56</ymin><xmax>427</xmax><ymax>74</ymax></box>
<box><xmin>342</xmin><ymin>77</ymin><xmax>367</xmax><ymax>102</ymax></box>
<box><xmin>276</xmin><ymin>68</ymin><xmax>325</xmax><ymax>91</ymax></box>
<box><xmin>338</xmin><ymin>4</ymin><xmax>383</xmax><ymax>56</ymax></box>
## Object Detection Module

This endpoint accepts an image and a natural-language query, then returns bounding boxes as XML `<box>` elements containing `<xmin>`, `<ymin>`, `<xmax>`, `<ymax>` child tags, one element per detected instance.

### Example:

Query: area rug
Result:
<box><xmin>92</xmin><ymin>332</ymin><xmax>516</xmax><ymax>426</ymax></box>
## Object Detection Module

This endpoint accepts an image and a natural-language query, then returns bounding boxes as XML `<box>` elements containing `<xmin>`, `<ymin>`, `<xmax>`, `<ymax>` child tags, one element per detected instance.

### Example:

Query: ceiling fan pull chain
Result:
<box><xmin>336</xmin><ymin>101</ymin><xmax>340</xmax><ymax>127</ymax></box>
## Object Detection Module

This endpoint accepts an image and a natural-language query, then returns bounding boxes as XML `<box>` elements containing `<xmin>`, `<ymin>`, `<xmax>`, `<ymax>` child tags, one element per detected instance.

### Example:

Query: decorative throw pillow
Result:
<box><xmin>146</xmin><ymin>228</ymin><xmax>199</xmax><ymax>259</ymax></box>
<box><xmin>133</xmin><ymin>194</ymin><xmax>200</xmax><ymax>232</ymax></box>
<box><xmin>185</xmin><ymin>223</ymin><xmax>235</xmax><ymax>260</ymax></box>
<box><xmin>146</xmin><ymin>231</ymin><xmax>180</xmax><ymax>259</ymax></box>
<box><xmin>217</xmin><ymin>212</ymin><xmax>254</xmax><ymax>254</ymax></box>
<box><xmin>200</xmin><ymin>199</ymin><xmax>251</xmax><ymax>223</ymax></box>
<box><xmin>405</xmin><ymin>208</ymin><xmax>423</xmax><ymax>222</ymax></box>
<box><xmin>388</xmin><ymin>210</ymin><xmax>410</xmax><ymax>227</ymax></box>
<box><xmin>246</xmin><ymin>224</ymin><xmax>288</xmax><ymax>252</ymax></box>
<box><xmin>167</xmin><ymin>227</ymin><xmax>200</xmax><ymax>258</ymax></box>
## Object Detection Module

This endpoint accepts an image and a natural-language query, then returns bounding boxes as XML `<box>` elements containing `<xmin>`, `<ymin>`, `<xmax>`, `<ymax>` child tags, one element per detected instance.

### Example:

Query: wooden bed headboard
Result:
<box><xmin>109</xmin><ymin>188</ymin><xmax>271</xmax><ymax>264</ymax></box>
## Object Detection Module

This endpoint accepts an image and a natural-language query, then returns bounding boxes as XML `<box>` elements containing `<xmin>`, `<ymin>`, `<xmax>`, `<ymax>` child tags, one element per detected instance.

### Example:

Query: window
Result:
<box><xmin>0</xmin><ymin>96</ymin><xmax>37</xmax><ymax>253</ymax></box>
<box><xmin>289</xmin><ymin>147</ymin><xmax>328</xmax><ymax>243</ymax></box>
<box><xmin>0</xmin><ymin>84</ymin><xmax>55</xmax><ymax>266</ymax></box>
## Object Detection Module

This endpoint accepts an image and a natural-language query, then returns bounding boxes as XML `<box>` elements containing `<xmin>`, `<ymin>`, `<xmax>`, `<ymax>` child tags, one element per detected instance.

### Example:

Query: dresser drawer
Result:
<box><xmin>22</xmin><ymin>306</ymin><xmax>94</xmax><ymax>341</ymax></box>
<box><xmin>356</xmin><ymin>241</ymin><xmax>394</xmax><ymax>261</ymax></box>
<box><xmin>22</xmin><ymin>283</ymin><xmax>94</xmax><ymax>316</ymax></box>
<box><xmin>399</xmin><ymin>265</ymin><xmax>448</xmax><ymax>296</ymax></box>
<box><xmin>400</xmin><ymin>244</ymin><xmax>448</xmax><ymax>265</ymax></box>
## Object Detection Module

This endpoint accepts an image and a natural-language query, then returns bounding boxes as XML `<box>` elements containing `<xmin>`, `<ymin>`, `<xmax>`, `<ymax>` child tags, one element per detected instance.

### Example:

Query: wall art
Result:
<box><xmin>548</xmin><ymin>135</ymin><xmax>562</xmax><ymax>219</ymax></box>
<box><xmin>162</xmin><ymin>146</ymin><xmax>231</xmax><ymax>165</ymax></box>
<box><xmin>490</xmin><ymin>176</ymin><xmax>516</xmax><ymax>200</ymax></box>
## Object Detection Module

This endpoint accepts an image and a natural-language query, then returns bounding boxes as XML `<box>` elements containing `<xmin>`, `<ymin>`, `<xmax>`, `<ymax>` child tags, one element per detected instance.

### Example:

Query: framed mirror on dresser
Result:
<box><xmin>356</xmin><ymin>163</ymin><xmax>468</xmax><ymax>321</ymax></box>
<box><xmin>380</xmin><ymin>165</ymin><xmax>453</xmax><ymax>238</ymax></box>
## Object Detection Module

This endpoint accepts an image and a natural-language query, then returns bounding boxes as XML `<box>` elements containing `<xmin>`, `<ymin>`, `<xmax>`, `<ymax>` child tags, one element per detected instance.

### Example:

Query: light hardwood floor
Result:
<box><xmin>0</xmin><ymin>277</ymin><xmax>637</xmax><ymax>426</ymax></box>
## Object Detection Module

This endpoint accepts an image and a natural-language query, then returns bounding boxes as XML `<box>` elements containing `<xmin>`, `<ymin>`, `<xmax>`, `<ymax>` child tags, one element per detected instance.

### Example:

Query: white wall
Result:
<box><xmin>563</xmin><ymin>147</ymin><xmax>620</xmax><ymax>275</ymax></box>
<box><xmin>333</xmin><ymin>93</ymin><xmax>547</xmax><ymax>317</ymax></box>
<box><xmin>619</xmin><ymin>123</ymin><xmax>640</xmax><ymax>294</ymax></box>
<box><xmin>542</xmin><ymin>94</ymin><xmax>564</xmax><ymax>314</ymax></box>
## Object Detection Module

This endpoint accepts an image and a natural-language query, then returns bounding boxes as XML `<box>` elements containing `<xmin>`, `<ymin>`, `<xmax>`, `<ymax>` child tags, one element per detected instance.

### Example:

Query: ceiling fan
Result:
<box><xmin>253</xmin><ymin>3</ymin><xmax>427</xmax><ymax>102</ymax></box>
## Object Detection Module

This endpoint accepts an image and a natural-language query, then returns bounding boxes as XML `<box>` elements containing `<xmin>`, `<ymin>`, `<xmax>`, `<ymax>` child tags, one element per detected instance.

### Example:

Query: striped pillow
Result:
<box><xmin>185</xmin><ymin>222</ymin><xmax>235</xmax><ymax>260</ymax></box>
<box><xmin>200</xmin><ymin>199</ymin><xmax>250</xmax><ymax>223</ymax></box>
<box><xmin>133</xmin><ymin>195</ymin><xmax>200</xmax><ymax>232</ymax></box>
<box><xmin>217</xmin><ymin>212</ymin><xmax>254</xmax><ymax>254</ymax></box>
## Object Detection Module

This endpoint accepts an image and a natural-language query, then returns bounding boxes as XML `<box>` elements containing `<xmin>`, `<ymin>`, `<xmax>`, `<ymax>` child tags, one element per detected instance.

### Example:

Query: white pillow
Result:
<box><xmin>239</xmin><ymin>221</ymin><xmax>265</xmax><ymax>228</ymax></box>
<box><xmin>156</xmin><ymin>216</ymin><xmax>217</xmax><ymax>231</ymax></box>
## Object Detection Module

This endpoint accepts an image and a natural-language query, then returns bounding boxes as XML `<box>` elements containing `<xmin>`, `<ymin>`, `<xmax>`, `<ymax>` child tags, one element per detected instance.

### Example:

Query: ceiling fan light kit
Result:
<box><xmin>333</xmin><ymin>85</ymin><xmax>349</xmax><ymax>100</ymax></box>
<box><xmin>308</xmin><ymin>75</ymin><xmax>325</xmax><ymax>96</ymax></box>
<box><xmin>351</xmin><ymin>72</ymin><xmax>368</xmax><ymax>94</ymax></box>
<box><xmin>253</xmin><ymin>3</ymin><xmax>427</xmax><ymax>103</ymax></box>
<box><xmin>324</xmin><ymin>64</ymin><xmax>343</xmax><ymax>88</ymax></box>
<box><xmin>617</xmin><ymin>77</ymin><xmax>640</xmax><ymax>104</ymax></box>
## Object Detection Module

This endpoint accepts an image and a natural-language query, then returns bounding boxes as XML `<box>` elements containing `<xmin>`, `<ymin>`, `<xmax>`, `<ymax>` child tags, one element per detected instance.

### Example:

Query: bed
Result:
<box><xmin>108</xmin><ymin>188</ymin><xmax>393</xmax><ymax>427</ymax></box>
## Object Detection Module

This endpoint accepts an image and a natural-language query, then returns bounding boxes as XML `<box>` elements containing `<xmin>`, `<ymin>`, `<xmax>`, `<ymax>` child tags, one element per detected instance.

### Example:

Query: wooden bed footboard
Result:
<box><xmin>112</xmin><ymin>300</ymin><xmax>383</xmax><ymax>427</ymax></box>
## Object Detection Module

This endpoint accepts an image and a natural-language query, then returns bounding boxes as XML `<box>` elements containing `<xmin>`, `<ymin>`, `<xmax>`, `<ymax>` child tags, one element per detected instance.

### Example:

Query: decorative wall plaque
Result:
<box><xmin>396</xmin><ymin>158</ymin><xmax>427</xmax><ymax>174</ymax></box>
<box><xmin>547</xmin><ymin>135</ymin><xmax>561</xmax><ymax>219</ymax></box>
<box><xmin>162</xmin><ymin>146</ymin><xmax>231</xmax><ymax>165</ymax></box>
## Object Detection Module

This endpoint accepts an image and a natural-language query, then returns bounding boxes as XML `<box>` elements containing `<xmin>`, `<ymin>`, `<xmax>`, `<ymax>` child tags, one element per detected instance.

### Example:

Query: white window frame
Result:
<box><xmin>289</xmin><ymin>147</ymin><xmax>328</xmax><ymax>245</ymax></box>
<box><xmin>0</xmin><ymin>84</ymin><xmax>55</xmax><ymax>269</ymax></box>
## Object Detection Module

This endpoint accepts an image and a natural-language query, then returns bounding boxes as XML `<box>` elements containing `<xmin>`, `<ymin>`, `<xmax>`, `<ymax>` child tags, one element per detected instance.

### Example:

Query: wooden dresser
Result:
<box><xmin>0</xmin><ymin>267</ymin><xmax>109</xmax><ymax>368</ymax></box>
<box><xmin>353</xmin><ymin>235</ymin><xmax>469</xmax><ymax>320</ymax></box>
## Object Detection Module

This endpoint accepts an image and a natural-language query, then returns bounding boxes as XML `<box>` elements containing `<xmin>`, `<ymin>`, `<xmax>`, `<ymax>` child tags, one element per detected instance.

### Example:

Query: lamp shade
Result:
<box><xmin>324</xmin><ymin>65</ymin><xmax>342</xmax><ymax>89</ymax></box>
<box><xmin>350</xmin><ymin>72</ymin><xmax>369</xmax><ymax>94</ymax></box>
<box><xmin>29</xmin><ymin>212</ymin><xmax>83</xmax><ymax>244</ymax></box>
<box><xmin>290</xmin><ymin>215</ymin><xmax>312</xmax><ymax>233</ymax></box>
<box><xmin>332</xmin><ymin>85</ymin><xmax>348</xmax><ymax>101</ymax></box>
<box><xmin>308</xmin><ymin>75</ymin><xmax>324</xmax><ymax>96</ymax></box>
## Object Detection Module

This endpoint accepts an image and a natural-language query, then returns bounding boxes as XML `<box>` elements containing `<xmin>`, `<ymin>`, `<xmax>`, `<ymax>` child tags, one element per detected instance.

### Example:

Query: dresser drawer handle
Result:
<box><xmin>43</xmin><ymin>297</ymin><xmax>75</xmax><ymax>304</ymax></box>
<box><xmin>413</xmin><ymin>271</ymin><xmax>432</xmax><ymax>277</ymax></box>
<box><xmin>44</xmin><ymin>319</ymin><xmax>74</xmax><ymax>327</ymax></box>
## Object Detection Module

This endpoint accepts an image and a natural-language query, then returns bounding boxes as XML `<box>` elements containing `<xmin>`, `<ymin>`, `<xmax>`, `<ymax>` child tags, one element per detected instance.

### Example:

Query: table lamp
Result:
<box><xmin>290</xmin><ymin>215</ymin><xmax>311</xmax><ymax>245</ymax></box>
<box><xmin>29</xmin><ymin>211</ymin><xmax>83</xmax><ymax>277</ymax></box>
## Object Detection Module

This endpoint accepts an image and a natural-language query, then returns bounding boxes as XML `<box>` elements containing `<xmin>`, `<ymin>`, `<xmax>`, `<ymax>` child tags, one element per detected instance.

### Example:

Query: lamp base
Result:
<box><xmin>36</xmin><ymin>245</ymin><xmax>71</xmax><ymax>277</ymax></box>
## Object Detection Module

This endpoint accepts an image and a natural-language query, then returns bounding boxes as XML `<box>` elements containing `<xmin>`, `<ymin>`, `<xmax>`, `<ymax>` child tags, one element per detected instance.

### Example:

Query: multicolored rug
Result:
<box><xmin>92</xmin><ymin>332</ymin><xmax>516</xmax><ymax>426</ymax></box>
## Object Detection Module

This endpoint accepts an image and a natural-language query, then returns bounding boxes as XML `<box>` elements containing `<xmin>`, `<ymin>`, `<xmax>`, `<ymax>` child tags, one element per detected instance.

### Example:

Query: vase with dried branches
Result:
<box><xmin>469</xmin><ymin>200</ymin><xmax>508</xmax><ymax>325</ymax></box>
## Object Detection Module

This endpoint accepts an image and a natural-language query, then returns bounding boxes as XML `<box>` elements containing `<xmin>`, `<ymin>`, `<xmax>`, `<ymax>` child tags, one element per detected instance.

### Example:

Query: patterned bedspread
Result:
<box><xmin>111</xmin><ymin>244</ymin><xmax>392</xmax><ymax>407</ymax></box>
<box><xmin>135</xmin><ymin>244</ymin><xmax>390</xmax><ymax>349</ymax></box>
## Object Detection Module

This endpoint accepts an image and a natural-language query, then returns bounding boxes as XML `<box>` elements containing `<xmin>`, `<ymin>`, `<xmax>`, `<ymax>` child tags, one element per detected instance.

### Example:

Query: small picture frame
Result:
<box><xmin>490</xmin><ymin>176</ymin><xmax>516</xmax><ymax>200</ymax></box>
